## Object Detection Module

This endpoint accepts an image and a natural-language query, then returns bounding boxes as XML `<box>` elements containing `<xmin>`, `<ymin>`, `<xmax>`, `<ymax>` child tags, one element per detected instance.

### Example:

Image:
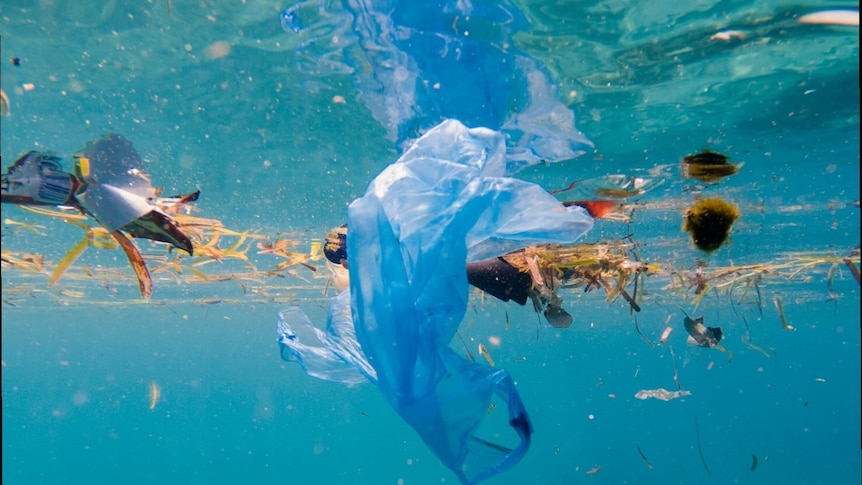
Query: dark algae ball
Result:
<box><xmin>682</xmin><ymin>150</ymin><xmax>739</xmax><ymax>182</ymax></box>
<box><xmin>683</xmin><ymin>197</ymin><xmax>739</xmax><ymax>251</ymax></box>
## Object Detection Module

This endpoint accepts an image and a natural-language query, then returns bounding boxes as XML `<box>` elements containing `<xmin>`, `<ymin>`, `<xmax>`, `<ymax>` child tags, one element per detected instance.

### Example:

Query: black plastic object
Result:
<box><xmin>120</xmin><ymin>210</ymin><xmax>194</xmax><ymax>256</ymax></box>
<box><xmin>466</xmin><ymin>257</ymin><xmax>532</xmax><ymax>305</ymax></box>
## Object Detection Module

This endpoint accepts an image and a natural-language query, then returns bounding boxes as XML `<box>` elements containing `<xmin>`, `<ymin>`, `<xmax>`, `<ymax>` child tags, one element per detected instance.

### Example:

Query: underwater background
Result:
<box><xmin>1</xmin><ymin>1</ymin><xmax>859</xmax><ymax>484</ymax></box>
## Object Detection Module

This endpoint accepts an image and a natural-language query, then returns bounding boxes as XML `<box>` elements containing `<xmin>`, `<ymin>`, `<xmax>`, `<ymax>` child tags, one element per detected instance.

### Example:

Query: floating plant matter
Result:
<box><xmin>682</xmin><ymin>150</ymin><xmax>740</xmax><ymax>183</ymax></box>
<box><xmin>683</xmin><ymin>197</ymin><xmax>740</xmax><ymax>251</ymax></box>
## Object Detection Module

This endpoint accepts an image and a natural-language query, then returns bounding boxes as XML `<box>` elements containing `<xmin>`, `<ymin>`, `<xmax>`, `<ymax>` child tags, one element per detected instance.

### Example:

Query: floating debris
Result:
<box><xmin>844</xmin><ymin>258</ymin><xmax>861</xmax><ymax>284</ymax></box>
<box><xmin>502</xmin><ymin>242</ymin><xmax>653</xmax><ymax>325</ymax></box>
<box><xmin>48</xmin><ymin>228</ymin><xmax>106</xmax><ymax>286</ymax></box>
<box><xmin>1</xmin><ymin>136</ymin><xmax>203</xmax><ymax>299</ymax></box>
<box><xmin>709</xmin><ymin>30</ymin><xmax>747</xmax><ymax>41</ymax></box>
<box><xmin>694</xmin><ymin>416</ymin><xmax>711</xmax><ymax>474</ymax></box>
<box><xmin>552</xmin><ymin>174</ymin><xmax>663</xmax><ymax>201</ymax></box>
<box><xmin>634</xmin><ymin>388</ymin><xmax>692</xmax><ymax>401</ymax></box>
<box><xmin>148</xmin><ymin>380</ymin><xmax>161</xmax><ymax>410</ymax></box>
<box><xmin>0</xmin><ymin>89</ymin><xmax>9</xmax><ymax>116</ymax></box>
<box><xmin>683</xmin><ymin>197</ymin><xmax>739</xmax><ymax>251</ymax></box>
<box><xmin>682</xmin><ymin>150</ymin><xmax>739</xmax><ymax>182</ymax></box>
<box><xmin>543</xmin><ymin>304</ymin><xmax>573</xmax><ymax>329</ymax></box>
<box><xmin>4</xmin><ymin>218</ymin><xmax>46</xmax><ymax>235</ymax></box>
<box><xmin>669</xmin><ymin>344</ymin><xmax>682</xmax><ymax>389</ymax></box>
<box><xmin>741</xmin><ymin>335</ymin><xmax>772</xmax><ymax>358</ymax></box>
<box><xmin>799</xmin><ymin>10</ymin><xmax>860</xmax><ymax>26</ymax></box>
<box><xmin>466</xmin><ymin>256</ymin><xmax>533</xmax><ymax>306</ymax></box>
<box><xmin>487</xmin><ymin>402</ymin><xmax>496</xmax><ymax>414</ymax></box>
<box><xmin>659</xmin><ymin>326</ymin><xmax>673</xmax><ymax>343</ymax></box>
<box><xmin>456</xmin><ymin>332</ymin><xmax>475</xmax><ymax>362</ymax></box>
<box><xmin>774</xmin><ymin>296</ymin><xmax>795</xmax><ymax>331</ymax></box>
<box><xmin>562</xmin><ymin>199</ymin><xmax>620</xmax><ymax>219</ymax></box>
<box><xmin>0</xmin><ymin>251</ymin><xmax>45</xmax><ymax>274</ymax></box>
<box><xmin>59</xmin><ymin>289</ymin><xmax>85</xmax><ymax>298</ymax></box>
<box><xmin>585</xmin><ymin>465</ymin><xmax>601</xmax><ymax>475</ymax></box>
<box><xmin>203</xmin><ymin>40</ymin><xmax>232</xmax><ymax>60</ymax></box>
<box><xmin>636</xmin><ymin>443</ymin><xmax>654</xmax><ymax>470</ymax></box>
<box><xmin>111</xmin><ymin>229</ymin><xmax>153</xmax><ymax>300</ymax></box>
<box><xmin>683</xmin><ymin>314</ymin><xmax>724</xmax><ymax>349</ymax></box>
<box><xmin>478</xmin><ymin>343</ymin><xmax>495</xmax><ymax>367</ymax></box>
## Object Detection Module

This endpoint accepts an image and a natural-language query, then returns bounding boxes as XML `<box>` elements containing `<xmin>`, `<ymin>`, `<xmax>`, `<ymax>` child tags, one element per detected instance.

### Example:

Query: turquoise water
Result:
<box><xmin>1</xmin><ymin>1</ymin><xmax>859</xmax><ymax>484</ymax></box>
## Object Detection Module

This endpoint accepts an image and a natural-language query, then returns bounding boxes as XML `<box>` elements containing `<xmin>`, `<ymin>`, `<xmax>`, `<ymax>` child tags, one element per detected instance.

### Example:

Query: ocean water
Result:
<box><xmin>1</xmin><ymin>1</ymin><xmax>859</xmax><ymax>484</ymax></box>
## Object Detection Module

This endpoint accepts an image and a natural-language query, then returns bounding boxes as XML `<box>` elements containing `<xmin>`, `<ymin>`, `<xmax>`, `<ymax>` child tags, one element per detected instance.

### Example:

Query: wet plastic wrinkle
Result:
<box><xmin>278</xmin><ymin>120</ymin><xmax>593</xmax><ymax>483</ymax></box>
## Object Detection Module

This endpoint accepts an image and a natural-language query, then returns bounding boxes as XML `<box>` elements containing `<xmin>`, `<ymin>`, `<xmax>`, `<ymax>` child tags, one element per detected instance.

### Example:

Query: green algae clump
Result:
<box><xmin>683</xmin><ymin>197</ymin><xmax>739</xmax><ymax>251</ymax></box>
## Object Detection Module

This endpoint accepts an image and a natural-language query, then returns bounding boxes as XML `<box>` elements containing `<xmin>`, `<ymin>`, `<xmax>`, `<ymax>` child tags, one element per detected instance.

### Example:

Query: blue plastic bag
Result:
<box><xmin>279</xmin><ymin>120</ymin><xmax>593</xmax><ymax>483</ymax></box>
<box><xmin>280</xmin><ymin>0</ymin><xmax>593</xmax><ymax>170</ymax></box>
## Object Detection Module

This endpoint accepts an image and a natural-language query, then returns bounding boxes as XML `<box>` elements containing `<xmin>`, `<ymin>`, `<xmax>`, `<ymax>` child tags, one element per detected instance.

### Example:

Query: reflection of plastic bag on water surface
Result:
<box><xmin>280</xmin><ymin>0</ymin><xmax>593</xmax><ymax>170</ymax></box>
<box><xmin>278</xmin><ymin>120</ymin><xmax>593</xmax><ymax>484</ymax></box>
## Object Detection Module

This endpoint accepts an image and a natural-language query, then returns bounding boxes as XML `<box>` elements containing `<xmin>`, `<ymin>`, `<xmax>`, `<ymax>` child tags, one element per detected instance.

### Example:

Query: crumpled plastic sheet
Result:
<box><xmin>280</xmin><ymin>0</ymin><xmax>593</xmax><ymax>170</ymax></box>
<box><xmin>278</xmin><ymin>120</ymin><xmax>593</xmax><ymax>484</ymax></box>
<box><xmin>74</xmin><ymin>134</ymin><xmax>156</xmax><ymax>231</ymax></box>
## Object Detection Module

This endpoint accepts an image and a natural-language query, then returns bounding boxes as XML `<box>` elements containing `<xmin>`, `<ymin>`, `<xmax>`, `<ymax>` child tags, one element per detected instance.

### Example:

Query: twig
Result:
<box><xmin>669</xmin><ymin>344</ymin><xmax>682</xmax><ymax>390</ymax></box>
<box><xmin>844</xmin><ymin>258</ymin><xmax>861</xmax><ymax>284</ymax></box>
<box><xmin>633</xmin><ymin>314</ymin><xmax>654</xmax><ymax>348</ymax></box>
<box><xmin>636</xmin><ymin>443</ymin><xmax>654</xmax><ymax>470</ymax></box>
<box><xmin>694</xmin><ymin>416</ymin><xmax>711</xmax><ymax>475</ymax></box>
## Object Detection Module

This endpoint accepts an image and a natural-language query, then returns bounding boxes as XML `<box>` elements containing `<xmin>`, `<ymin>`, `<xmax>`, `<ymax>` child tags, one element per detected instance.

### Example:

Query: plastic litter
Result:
<box><xmin>634</xmin><ymin>388</ymin><xmax>692</xmax><ymax>401</ymax></box>
<box><xmin>683</xmin><ymin>314</ymin><xmax>724</xmax><ymax>348</ymax></box>
<box><xmin>278</xmin><ymin>119</ymin><xmax>593</xmax><ymax>483</ymax></box>
<box><xmin>2</xmin><ymin>135</ymin><xmax>195</xmax><ymax>255</ymax></box>
<box><xmin>1</xmin><ymin>151</ymin><xmax>79</xmax><ymax>206</ymax></box>
<box><xmin>73</xmin><ymin>134</ymin><xmax>158</xmax><ymax>232</ymax></box>
<box><xmin>279</xmin><ymin>0</ymin><xmax>593</xmax><ymax>170</ymax></box>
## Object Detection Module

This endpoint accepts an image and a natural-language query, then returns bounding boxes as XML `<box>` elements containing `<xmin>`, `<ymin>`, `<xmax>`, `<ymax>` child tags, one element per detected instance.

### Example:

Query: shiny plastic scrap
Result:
<box><xmin>278</xmin><ymin>120</ymin><xmax>593</xmax><ymax>484</ymax></box>
<box><xmin>73</xmin><ymin>135</ymin><xmax>159</xmax><ymax>231</ymax></box>
<box><xmin>280</xmin><ymin>0</ymin><xmax>593</xmax><ymax>171</ymax></box>
<box><xmin>0</xmin><ymin>134</ymin><xmax>195</xmax><ymax>255</ymax></box>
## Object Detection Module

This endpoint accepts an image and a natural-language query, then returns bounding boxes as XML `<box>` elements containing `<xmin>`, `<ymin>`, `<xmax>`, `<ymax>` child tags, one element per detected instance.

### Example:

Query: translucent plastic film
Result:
<box><xmin>278</xmin><ymin>291</ymin><xmax>376</xmax><ymax>385</ymax></box>
<box><xmin>278</xmin><ymin>120</ymin><xmax>592</xmax><ymax>483</ymax></box>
